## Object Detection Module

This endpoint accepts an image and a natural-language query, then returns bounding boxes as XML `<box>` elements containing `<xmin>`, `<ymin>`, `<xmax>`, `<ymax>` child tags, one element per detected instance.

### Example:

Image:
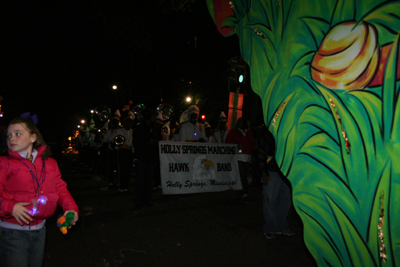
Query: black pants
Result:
<box><xmin>238</xmin><ymin>160</ymin><xmax>250</xmax><ymax>196</ymax></box>
<box><xmin>119</xmin><ymin>149</ymin><xmax>133</xmax><ymax>190</ymax></box>
<box><xmin>135</xmin><ymin>161</ymin><xmax>155</xmax><ymax>205</ymax></box>
<box><xmin>107</xmin><ymin>149</ymin><xmax>119</xmax><ymax>185</ymax></box>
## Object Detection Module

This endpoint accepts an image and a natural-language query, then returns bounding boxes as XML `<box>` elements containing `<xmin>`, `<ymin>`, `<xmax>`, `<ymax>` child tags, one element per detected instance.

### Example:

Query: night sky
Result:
<box><xmin>1</xmin><ymin>1</ymin><xmax>241</xmax><ymax>134</ymax></box>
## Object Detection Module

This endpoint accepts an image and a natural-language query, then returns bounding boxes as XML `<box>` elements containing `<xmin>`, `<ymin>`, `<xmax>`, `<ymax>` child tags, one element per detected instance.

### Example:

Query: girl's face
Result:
<box><xmin>7</xmin><ymin>123</ymin><xmax>37</xmax><ymax>155</ymax></box>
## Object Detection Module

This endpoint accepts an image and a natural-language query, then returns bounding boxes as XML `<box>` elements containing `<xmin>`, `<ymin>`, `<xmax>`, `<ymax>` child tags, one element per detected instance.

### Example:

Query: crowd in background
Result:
<box><xmin>0</xmin><ymin>101</ymin><xmax>295</xmax><ymax>238</ymax></box>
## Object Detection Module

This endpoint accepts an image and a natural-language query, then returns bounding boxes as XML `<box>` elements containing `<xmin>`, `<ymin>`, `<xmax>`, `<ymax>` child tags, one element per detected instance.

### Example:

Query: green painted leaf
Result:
<box><xmin>325</xmin><ymin>193</ymin><xmax>376</xmax><ymax>267</ymax></box>
<box><xmin>331</xmin><ymin>0</ymin><xmax>356</xmax><ymax>27</ymax></box>
<box><xmin>362</xmin><ymin>2</ymin><xmax>400</xmax><ymax>46</ymax></box>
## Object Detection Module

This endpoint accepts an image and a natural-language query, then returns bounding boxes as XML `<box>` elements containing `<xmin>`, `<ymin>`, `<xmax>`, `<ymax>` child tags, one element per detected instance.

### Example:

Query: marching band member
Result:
<box><xmin>173</xmin><ymin>105</ymin><xmax>207</xmax><ymax>142</ymax></box>
<box><xmin>118</xmin><ymin>111</ymin><xmax>135</xmax><ymax>192</ymax></box>
<box><xmin>212</xmin><ymin>111</ymin><xmax>228</xmax><ymax>143</ymax></box>
<box><xmin>102</xmin><ymin>109</ymin><xmax>123</xmax><ymax>188</ymax></box>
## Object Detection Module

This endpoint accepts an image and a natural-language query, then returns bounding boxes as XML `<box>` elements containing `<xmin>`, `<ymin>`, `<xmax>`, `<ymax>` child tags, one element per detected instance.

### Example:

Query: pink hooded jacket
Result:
<box><xmin>0</xmin><ymin>146</ymin><xmax>79</xmax><ymax>226</ymax></box>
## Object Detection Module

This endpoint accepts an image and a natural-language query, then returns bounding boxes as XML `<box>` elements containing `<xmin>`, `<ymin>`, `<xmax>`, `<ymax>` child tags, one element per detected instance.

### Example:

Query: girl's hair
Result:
<box><xmin>8</xmin><ymin>117</ymin><xmax>52</xmax><ymax>160</ymax></box>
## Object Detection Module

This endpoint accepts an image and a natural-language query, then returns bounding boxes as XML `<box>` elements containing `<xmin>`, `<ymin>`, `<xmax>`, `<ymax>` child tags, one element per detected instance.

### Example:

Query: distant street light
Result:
<box><xmin>112</xmin><ymin>85</ymin><xmax>117</xmax><ymax>90</ymax></box>
<box><xmin>81</xmin><ymin>120</ymin><xmax>85</xmax><ymax>124</ymax></box>
<box><xmin>186</xmin><ymin>96</ymin><xmax>192</xmax><ymax>103</ymax></box>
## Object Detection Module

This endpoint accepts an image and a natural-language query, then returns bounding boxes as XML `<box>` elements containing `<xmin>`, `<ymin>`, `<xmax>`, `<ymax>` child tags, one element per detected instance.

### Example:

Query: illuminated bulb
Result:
<box><xmin>30</xmin><ymin>207</ymin><xmax>40</xmax><ymax>215</ymax></box>
<box><xmin>38</xmin><ymin>196</ymin><xmax>48</xmax><ymax>205</ymax></box>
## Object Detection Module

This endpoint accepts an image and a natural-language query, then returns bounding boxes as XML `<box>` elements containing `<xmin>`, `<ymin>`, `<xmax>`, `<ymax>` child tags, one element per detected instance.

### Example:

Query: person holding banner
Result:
<box><xmin>173</xmin><ymin>105</ymin><xmax>207</xmax><ymax>142</ymax></box>
<box><xmin>212</xmin><ymin>111</ymin><xmax>228</xmax><ymax>144</ymax></box>
<box><xmin>225</xmin><ymin>117</ymin><xmax>255</xmax><ymax>199</ymax></box>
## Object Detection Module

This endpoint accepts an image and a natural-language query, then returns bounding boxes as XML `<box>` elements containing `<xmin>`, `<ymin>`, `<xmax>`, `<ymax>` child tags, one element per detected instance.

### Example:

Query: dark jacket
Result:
<box><xmin>133</xmin><ymin>121</ymin><xmax>160</xmax><ymax>163</ymax></box>
<box><xmin>257</xmin><ymin>129</ymin><xmax>280</xmax><ymax>175</ymax></box>
<box><xmin>225</xmin><ymin>128</ymin><xmax>256</xmax><ymax>156</ymax></box>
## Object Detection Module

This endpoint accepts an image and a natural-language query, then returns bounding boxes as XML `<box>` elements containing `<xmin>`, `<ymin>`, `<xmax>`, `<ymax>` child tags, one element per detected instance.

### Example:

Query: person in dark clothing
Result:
<box><xmin>132</xmin><ymin>109</ymin><xmax>161</xmax><ymax>209</ymax></box>
<box><xmin>118</xmin><ymin>111</ymin><xmax>135</xmax><ymax>192</ymax></box>
<box><xmin>225</xmin><ymin>117</ymin><xmax>256</xmax><ymax>199</ymax></box>
<box><xmin>257</xmin><ymin>126</ymin><xmax>294</xmax><ymax>239</ymax></box>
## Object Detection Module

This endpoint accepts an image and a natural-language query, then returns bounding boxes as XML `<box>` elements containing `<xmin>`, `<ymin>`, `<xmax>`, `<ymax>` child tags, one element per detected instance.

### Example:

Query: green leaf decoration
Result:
<box><xmin>331</xmin><ymin>0</ymin><xmax>356</xmax><ymax>27</ymax></box>
<box><xmin>362</xmin><ymin>2</ymin><xmax>400</xmax><ymax>46</ymax></box>
<box><xmin>208</xmin><ymin>0</ymin><xmax>400</xmax><ymax>266</ymax></box>
<box><xmin>221</xmin><ymin>16</ymin><xmax>240</xmax><ymax>30</ymax></box>
<box><xmin>324</xmin><ymin>192</ymin><xmax>376</xmax><ymax>267</ymax></box>
<box><xmin>383</xmin><ymin>30</ymin><xmax>400</xmax><ymax>140</ymax></box>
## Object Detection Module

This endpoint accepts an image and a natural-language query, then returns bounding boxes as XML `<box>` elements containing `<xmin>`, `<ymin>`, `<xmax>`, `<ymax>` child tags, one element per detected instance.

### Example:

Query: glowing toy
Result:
<box><xmin>29</xmin><ymin>196</ymin><xmax>48</xmax><ymax>215</ymax></box>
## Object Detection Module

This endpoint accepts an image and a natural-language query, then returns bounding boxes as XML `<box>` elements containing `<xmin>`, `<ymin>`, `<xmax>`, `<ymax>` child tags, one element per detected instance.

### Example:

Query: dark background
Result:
<box><xmin>1</xmin><ymin>1</ymin><xmax>261</xmax><ymax>136</ymax></box>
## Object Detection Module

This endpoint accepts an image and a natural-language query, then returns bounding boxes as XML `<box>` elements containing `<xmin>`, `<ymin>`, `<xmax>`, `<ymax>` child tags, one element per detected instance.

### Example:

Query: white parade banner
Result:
<box><xmin>159</xmin><ymin>141</ymin><xmax>243</xmax><ymax>194</ymax></box>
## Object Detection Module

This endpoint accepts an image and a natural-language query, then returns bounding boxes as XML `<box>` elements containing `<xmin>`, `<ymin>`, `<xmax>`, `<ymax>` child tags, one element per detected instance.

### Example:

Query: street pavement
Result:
<box><xmin>40</xmin><ymin>151</ymin><xmax>317</xmax><ymax>267</ymax></box>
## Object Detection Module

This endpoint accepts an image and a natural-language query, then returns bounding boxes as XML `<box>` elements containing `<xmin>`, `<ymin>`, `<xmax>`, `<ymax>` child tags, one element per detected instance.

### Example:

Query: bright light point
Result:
<box><xmin>81</xmin><ymin>120</ymin><xmax>85</xmax><ymax>124</ymax></box>
<box><xmin>38</xmin><ymin>196</ymin><xmax>48</xmax><ymax>205</ymax></box>
<box><xmin>238</xmin><ymin>74</ymin><xmax>244</xmax><ymax>83</ymax></box>
<box><xmin>112</xmin><ymin>85</ymin><xmax>117</xmax><ymax>90</ymax></box>
<box><xmin>77</xmin><ymin>125</ymin><xmax>80</xmax><ymax>128</ymax></box>
<box><xmin>186</xmin><ymin>97</ymin><xmax>191</xmax><ymax>102</ymax></box>
<box><xmin>90</xmin><ymin>110</ymin><xmax>94</xmax><ymax>113</ymax></box>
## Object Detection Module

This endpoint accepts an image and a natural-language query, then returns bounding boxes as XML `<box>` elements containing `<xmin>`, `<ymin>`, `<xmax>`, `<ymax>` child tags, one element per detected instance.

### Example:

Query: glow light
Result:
<box><xmin>38</xmin><ymin>196</ymin><xmax>48</xmax><ymax>205</ymax></box>
<box><xmin>30</xmin><ymin>207</ymin><xmax>40</xmax><ymax>215</ymax></box>
<box><xmin>29</xmin><ymin>196</ymin><xmax>47</xmax><ymax>215</ymax></box>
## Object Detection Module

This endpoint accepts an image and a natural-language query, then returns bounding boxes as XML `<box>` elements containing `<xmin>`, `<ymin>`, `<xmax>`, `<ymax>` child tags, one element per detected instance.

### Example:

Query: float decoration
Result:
<box><xmin>207</xmin><ymin>0</ymin><xmax>400</xmax><ymax>266</ymax></box>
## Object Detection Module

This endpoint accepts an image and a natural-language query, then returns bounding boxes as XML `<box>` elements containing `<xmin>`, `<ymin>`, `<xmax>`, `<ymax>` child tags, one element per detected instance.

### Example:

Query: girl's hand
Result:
<box><xmin>64</xmin><ymin>210</ymin><xmax>79</xmax><ymax>224</ymax></box>
<box><xmin>12</xmin><ymin>202</ymin><xmax>33</xmax><ymax>225</ymax></box>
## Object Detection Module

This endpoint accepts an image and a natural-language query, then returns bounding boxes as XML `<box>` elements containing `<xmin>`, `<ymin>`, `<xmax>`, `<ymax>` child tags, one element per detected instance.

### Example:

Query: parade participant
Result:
<box><xmin>78</xmin><ymin>122</ymin><xmax>91</xmax><ymax>167</ymax></box>
<box><xmin>225</xmin><ymin>117</ymin><xmax>255</xmax><ymax>199</ymax></box>
<box><xmin>0</xmin><ymin>117</ymin><xmax>79</xmax><ymax>267</ymax></box>
<box><xmin>85</xmin><ymin>118</ymin><xmax>97</xmax><ymax>170</ymax></box>
<box><xmin>75</xmin><ymin>129</ymin><xmax>84</xmax><ymax>155</ymax></box>
<box><xmin>102</xmin><ymin>109</ymin><xmax>123</xmax><ymax>187</ymax></box>
<box><xmin>173</xmin><ymin>105</ymin><xmax>207</xmax><ymax>142</ymax></box>
<box><xmin>204</xmin><ymin>122</ymin><xmax>213</xmax><ymax>142</ymax></box>
<box><xmin>161</xmin><ymin>121</ymin><xmax>171</xmax><ymax>141</ymax></box>
<box><xmin>132</xmin><ymin>109</ymin><xmax>160</xmax><ymax>209</ymax></box>
<box><xmin>156</xmin><ymin>103</ymin><xmax>174</xmax><ymax>142</ymax></box>
<box><xmin>258</xmin><ymin>127</ymin><xmax>294</xmax><ymax>239</ymax></box>
<box><xmin>121</xmin><ymin>103</ymin><xmax>132</xmax><ymax>122</ymax></box>
<box><xmin>91</xmin><ymin>129</ymin><xmax>105</xmax><ymax>176</ymax></box>
<box><xmin>156</xmin><ymin>112</ymin><xmax>170</xmax><ymax>141</ymax></box>
<box><xmin>212</xmin><ymin>111</ymin><xmax>228</xmax><ymax>143</ymax></box>
<box><xmin>118</xmin><ymin>111</ymin><xmax>135</xmax><ymax>192</ymax></box>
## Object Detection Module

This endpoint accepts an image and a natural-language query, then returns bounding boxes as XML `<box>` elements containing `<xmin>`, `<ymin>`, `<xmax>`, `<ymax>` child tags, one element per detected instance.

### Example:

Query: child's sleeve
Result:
<box><xmin>0</xmin><ymin>159</ymin><xmax>17</xmax><ymax>218</ymax></box>
<box><xmin>53</xmin><ymin>161</ymin><xmax>79</xmax><ymax>214</ymax></box>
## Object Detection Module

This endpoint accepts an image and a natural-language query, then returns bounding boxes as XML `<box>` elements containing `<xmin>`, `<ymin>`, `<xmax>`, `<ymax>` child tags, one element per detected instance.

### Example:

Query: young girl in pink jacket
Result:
<box><xmin>0</xmin><ymin>117</ymin><xmax>79</xmax><ymax>267</ymax></box>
